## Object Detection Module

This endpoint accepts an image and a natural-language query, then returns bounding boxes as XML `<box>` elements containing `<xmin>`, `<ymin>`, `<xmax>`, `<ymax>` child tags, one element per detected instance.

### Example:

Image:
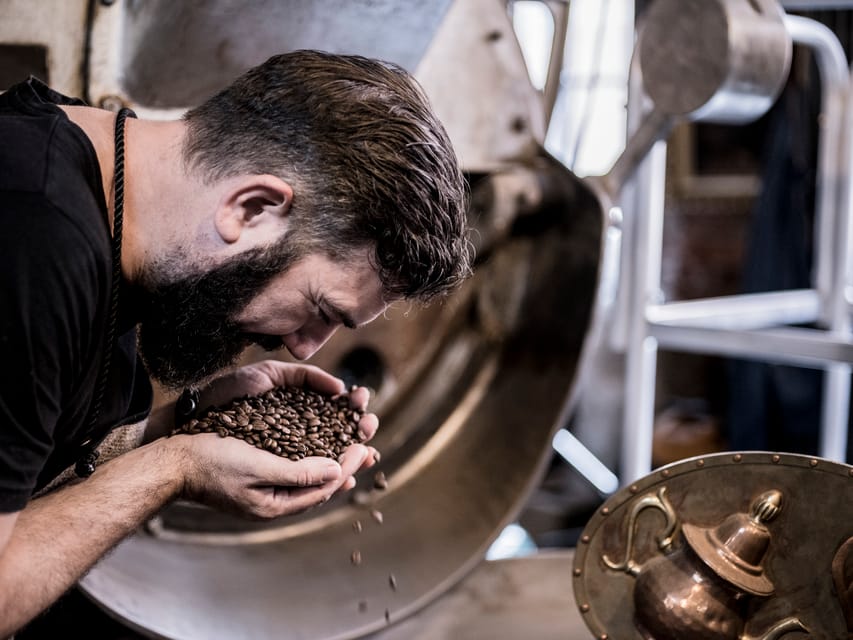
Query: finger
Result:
<box><xmin>274</xmin><ymin>449</ymin><xmax>365</xmax><ymax>511</ymax></box>
<box><xmin>258</xmin><ymin>455</ymin><xmax>342</xmax><ymax>488</ymax></box>
<box><xmin>276</xmin><ymin>446</ymin><xmax>368</xmax><ymax>512</ymax></box>
<box><xmin>338</xmin><ymin>444</ymin><xmax>370</xmax><ymax>478</ymax></box>
<box><xmin>356</xmin><ymin>413</ymin><xmax>379</xmax><ymax>442</ymax></box>
<box><xmin>259</xmin><ymin>360</ymin><xmax>345</xmax><ymax>395</ymax></box>
<box><xmin>274</xmin><ymin>483</ymin><xmax>339</xmax><ymax>514</ymax></box>
<box><xmin>356</xmin><ymin>446</ymin><xmax>379</xmax><ymax>471</ymax></box>
<box><xmin>348</xmin><ymin>386</ymin><xmax>371</xmax><ymax>411</ymax></box>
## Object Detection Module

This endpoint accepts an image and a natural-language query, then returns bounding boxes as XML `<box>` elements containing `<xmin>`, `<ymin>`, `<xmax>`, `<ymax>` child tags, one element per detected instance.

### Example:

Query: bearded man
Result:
<box><xmin>0</xmin><ymin>49</ymin><xmax>470</xmax><ymax>634</ymax></box>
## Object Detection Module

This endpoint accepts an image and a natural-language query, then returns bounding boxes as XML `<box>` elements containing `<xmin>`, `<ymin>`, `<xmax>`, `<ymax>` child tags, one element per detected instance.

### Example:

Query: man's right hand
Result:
<box><xmin>173</xmin><ymin>433</ymin><xmax>374</xmax><ymax>519</ymax></box>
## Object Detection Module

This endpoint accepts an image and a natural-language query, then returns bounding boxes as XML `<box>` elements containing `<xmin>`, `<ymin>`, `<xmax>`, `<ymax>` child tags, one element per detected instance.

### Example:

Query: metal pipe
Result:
<box><xmin>621</xmin><ymin>130</ymin><xmax>668</xmax><ymax>484</ymax></box>
<box><xmin>646</xmin><ymin>290</ymin><xmax>820</xmax><ymax>329</ymax></box>
<box><xmin>785</xmin><ymin>15</ymin><xmax>851</xmax><ymax>463</ymax></box>
<box><xmin>784</xmin><ymin>15</ymin><xmax>848</xmax><ymax>325</ymax></box>
<box><xmin>649</xmin><ymin>324</ymin><xmax>853</xmax><ymax>368</ymax></box>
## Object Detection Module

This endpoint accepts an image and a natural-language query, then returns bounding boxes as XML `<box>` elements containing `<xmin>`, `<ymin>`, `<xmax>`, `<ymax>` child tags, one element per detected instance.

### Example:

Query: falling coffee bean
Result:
<box><xmin>388</xmin><ymin>574</ymin><xmax>397</xmax><ymax>591</ymax></box>
<box><xmin>352</xmin><ymin>520</ymin><xmax>363</xmax><ymax>534</ymax></box>
<box><xmin>370</xmin><ymin>509</ymin><xmax>384</xmax><ymax>525</ymax></box>
<box><xmin>351</xmin><ymin>550</ymin><xmax>362</xmax><ymax>566</ymax></box>
<box><xmin>373</xmin><ymin>471</ymin><xmax>388</xmax><ymax>490</ymax></box>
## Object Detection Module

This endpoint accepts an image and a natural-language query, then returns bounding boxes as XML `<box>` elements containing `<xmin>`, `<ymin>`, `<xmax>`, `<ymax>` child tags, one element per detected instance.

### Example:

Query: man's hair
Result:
<box><xmin>182</xmin><ymin>49</ymin><xmax>471</xmax><ymax>301</ymax></box>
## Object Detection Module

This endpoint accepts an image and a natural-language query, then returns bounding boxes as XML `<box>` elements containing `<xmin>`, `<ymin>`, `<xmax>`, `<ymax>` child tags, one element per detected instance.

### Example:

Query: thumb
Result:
<box><xmin>263</xmin><ymin>456</ymin><xmax>342</xmax><ymax>487</ymax></box>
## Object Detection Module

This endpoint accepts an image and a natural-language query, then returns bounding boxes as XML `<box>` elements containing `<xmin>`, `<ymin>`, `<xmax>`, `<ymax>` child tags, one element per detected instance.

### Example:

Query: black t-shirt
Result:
<box><xmin>0</xmin><ymin>78</ymin><xmax>152</xmax><ymax>511</ymax></box>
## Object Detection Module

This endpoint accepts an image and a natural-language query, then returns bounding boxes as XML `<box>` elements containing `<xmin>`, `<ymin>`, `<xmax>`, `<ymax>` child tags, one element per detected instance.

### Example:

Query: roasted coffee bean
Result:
<box><xmin>352</xmin><ymin>520</ymin><xmax>362</xmax><ymax>534</ymax></box>
<box><xmin>349</xmin><ymin>489</ymin><xmax>370</xmax><ymax>506</ymax></box>
<box><xmin>373</xmin><ymin>471</ymin><xmax>388</xmax><ymax>490</ymax></box>
<box><xmin>171</xmin><ymin>385</ymin><xmax>370</xmax><ymax>462</ymax></box>
<box><xmin>388</xmin><ymin>574</ymin><xmax>397</xmax><ymax>591</ymax></box>
<box><xmin>370</xmin><ymin>509</ymin><xmax>384</xmax><ymax>524</ymax></box>
<box><xmin>350</xmin><ymin>550</ymin><xmax>362</xmax><ymax>566</ymax></box>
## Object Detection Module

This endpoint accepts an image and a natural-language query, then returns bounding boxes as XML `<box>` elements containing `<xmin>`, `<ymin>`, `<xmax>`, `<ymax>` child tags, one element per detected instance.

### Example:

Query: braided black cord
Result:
<box><xmin>76</xmin><ymin>107</ymin><xmax>135</xmax><ymax>477</ymax></box>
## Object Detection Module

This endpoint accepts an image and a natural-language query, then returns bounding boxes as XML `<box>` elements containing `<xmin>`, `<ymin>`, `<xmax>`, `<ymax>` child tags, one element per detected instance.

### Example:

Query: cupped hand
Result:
<box><xmin>177</xmin><ymin>433</ymin><xmax>377</xmax><ymax>519</ymax></box>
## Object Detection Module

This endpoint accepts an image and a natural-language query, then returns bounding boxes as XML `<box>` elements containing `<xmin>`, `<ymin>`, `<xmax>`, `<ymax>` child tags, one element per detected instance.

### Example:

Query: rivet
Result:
<box><xmin>580</xmin><ymin>603</ymin><xmax>590</xmax><ymax>613</ymax></box>
<box><xmin>661</xmin><ymin>469</ymin><xmax>671</xmax><ymax>477</ymax></box>
<box><xmin>630</xmin><ymin>484</ymin><xmax>639</xmax><ymax>493</ymax></box>
<box><xmin>733</xmin><ymin>454</ymin><xmax>743</xmax><ymax>462</ymax></box>
<box><xmin>581</xmin><ymin>535</ymin><xmax>590</xmax><ymax>544</ymax></box>
<box><xmin>601</xmin><ymin>507</ymin><xmax>610</xmax><ymax>516</ymax></box>
<box><xmin>809</xmin><ymin>459</ymin><xmax>818</xmax><ymax>467</ymax></box>
<box><xmin>848</xmin><ymin>468</ymin><xmax>853</xmax><ymax>477</ymax></box>
<box><xmin>573</xmin><ymin>568</ymin><xmax>582</xmax><ymax>576</ymax></box>
<box><xmin>772</xmin><ymin>454</ymin><xmax>781</xmax><ymax>463</ymax></box>
<box><xmin>696</xmin><ymin>459</ymin><xmax>705</xmax><ymax>467</ymax></box>
<box><xmin>600</xmin><ymin>635</ymin><xmax>609</xmax><ymax>640</ymax></box>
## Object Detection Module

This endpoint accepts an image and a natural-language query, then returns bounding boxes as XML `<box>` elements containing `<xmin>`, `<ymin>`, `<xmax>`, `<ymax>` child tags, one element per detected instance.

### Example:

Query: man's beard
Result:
<box><xmin>131</xmin><ymin>242</ymin><xmax>298</xmax><ymax>390</ymax></box>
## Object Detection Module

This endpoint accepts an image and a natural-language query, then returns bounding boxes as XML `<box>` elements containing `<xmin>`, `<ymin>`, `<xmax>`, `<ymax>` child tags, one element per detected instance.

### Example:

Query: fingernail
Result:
<box><xmin>323</xmin><ymin>464</ymin><xmax>341</xmax><ymax>481</ymax></box>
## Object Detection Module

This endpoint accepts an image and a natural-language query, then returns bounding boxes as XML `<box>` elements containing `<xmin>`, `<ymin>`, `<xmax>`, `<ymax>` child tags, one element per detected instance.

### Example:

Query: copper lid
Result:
<box><xmin>682</xmin><ymin>490</ymin><xmax>782</xmax><ymax>597</ymax></box>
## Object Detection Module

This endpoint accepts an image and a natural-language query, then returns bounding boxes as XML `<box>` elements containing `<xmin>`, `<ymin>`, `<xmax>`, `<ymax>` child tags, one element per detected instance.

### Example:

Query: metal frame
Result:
<box><xmin>620</xmin><ymin>15</ymin><xmax>853</xmax><ymax>483</ymax></box>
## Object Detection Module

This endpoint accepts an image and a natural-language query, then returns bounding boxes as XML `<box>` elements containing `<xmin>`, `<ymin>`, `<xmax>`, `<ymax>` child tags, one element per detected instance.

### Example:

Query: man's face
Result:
<box><xmin>133</xmin><ymin>245</ymin><xmax>387</xmax><ymax>390</ymax></box>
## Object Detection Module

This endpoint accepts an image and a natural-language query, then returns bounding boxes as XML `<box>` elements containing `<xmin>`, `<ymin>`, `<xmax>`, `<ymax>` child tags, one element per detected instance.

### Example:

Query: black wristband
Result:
<box><xmin>174</xmin><ymin>388</ymin><xmax>200</xmax><ymax>427</ymax></box>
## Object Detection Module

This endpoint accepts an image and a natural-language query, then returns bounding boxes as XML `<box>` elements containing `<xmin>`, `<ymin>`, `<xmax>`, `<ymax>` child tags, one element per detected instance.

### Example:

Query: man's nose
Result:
<box><xmin>283</xmin><ymin>326</ymin><xmax>338</xmax><ymax>360</ymax></box>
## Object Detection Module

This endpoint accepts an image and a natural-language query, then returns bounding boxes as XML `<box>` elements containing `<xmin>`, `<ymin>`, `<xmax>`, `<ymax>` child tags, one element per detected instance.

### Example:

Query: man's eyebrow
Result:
<box><xmin>320</xmin><ymin>297</ymin><xmax>357</xmax><ymax>329</ymax></box>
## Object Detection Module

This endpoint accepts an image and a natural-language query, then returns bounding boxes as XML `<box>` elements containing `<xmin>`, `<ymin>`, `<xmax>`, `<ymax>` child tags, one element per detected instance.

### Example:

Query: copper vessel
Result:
<box><xmin>606</xmin><ymin>489</ymin><xmax>808</xmax><ymax>640</ymax></box>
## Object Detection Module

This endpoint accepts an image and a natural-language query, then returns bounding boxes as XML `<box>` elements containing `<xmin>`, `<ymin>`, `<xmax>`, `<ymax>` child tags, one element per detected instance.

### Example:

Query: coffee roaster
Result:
<box><xmin>0</xmin><ymin>1</ymin><xmax>598</xmax><ymax>636</ymax></box>
<box><xmin>1</xmin><ymin>0</ymin><xmax>850</xmax><ymax>638</ymax></box>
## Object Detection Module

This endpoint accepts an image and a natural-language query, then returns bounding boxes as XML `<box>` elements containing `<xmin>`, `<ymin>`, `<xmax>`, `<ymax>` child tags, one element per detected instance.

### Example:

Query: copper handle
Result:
<box><xmin>603</xmin><ymin>487</ymin><xmax>679</xmax><ymax>577</ymax></box>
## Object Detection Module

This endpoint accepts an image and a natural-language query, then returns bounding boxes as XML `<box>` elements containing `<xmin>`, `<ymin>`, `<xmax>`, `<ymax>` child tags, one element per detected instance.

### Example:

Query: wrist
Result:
<box><xmin>149</xmin><ymin>435</ymin><xmax>195</xmax><ymax>501</ymax></box>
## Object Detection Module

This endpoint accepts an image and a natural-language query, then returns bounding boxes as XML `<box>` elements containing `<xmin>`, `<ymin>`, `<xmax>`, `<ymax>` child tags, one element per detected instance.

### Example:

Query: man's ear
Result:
<box><xmin>214</xmin><ymin>175</ymin><xmax>294</xmax><ymax>245</ymax></box>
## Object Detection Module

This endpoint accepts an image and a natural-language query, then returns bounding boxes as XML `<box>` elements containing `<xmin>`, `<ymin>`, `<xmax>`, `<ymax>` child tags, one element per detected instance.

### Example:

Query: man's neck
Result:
<box><xmin>59</xmin><ymin>106</ymin><xmax>209</xmax><ymax>283</ymax></box>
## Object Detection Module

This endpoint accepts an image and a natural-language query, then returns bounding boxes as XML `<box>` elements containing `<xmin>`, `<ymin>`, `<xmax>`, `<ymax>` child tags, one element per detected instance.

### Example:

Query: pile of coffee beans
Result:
<box><xmin>172</xmin><ymin>386</ymin><xmax>367</xmax><ymax>461</ymax></box>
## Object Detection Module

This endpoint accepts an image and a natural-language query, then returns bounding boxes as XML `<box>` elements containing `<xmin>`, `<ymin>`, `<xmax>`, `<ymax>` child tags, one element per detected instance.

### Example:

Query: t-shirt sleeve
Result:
<box><xmin>0</xmin><ymin>194</ymin><xmax>102</xmax><ymax>512</ymax></box>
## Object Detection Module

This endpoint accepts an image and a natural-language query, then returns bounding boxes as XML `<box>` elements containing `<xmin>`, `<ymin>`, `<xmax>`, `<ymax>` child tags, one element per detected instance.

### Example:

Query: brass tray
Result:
<box><xmin>573</xmin><ymin>452</ymin><xmax>853</xmax><ymax>640</ymax></box>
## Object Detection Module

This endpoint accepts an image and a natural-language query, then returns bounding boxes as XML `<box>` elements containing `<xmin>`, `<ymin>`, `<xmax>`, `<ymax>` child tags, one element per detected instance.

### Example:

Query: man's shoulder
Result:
<box><xmin>0</xmin><ymin>85</ymin><xmax>108</xmax><ymax>258</ymax></box>
<box><xmin>0</xmin><ymin>115</ymin><xmax>63</xmax><ymax>193</ymax></box>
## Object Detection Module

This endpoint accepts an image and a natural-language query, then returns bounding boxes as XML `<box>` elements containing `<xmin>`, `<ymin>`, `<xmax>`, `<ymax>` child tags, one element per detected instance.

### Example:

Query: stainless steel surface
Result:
<box><xmin>638</xmin><ymin>0</ymin><xmax>792</xmax><ymax>124</ymax></box>
<box><xmin>366</xmin><ymin>551</ymin><xmax>588</xmax><ymax>640</ymax></box>
<box><xmin>110</xmin><ymin>0</ymin><xmax>451</xmax><ymax>107</ymax></box>
<box><xmin>574</xmin><ymin>452</ymin><xmax>853</xmax><ymax>639</ymax></box>
<box><xmin>86</xmin><ymin>0</ymin><xmax>547</xmax><ymax>173</ymax></box>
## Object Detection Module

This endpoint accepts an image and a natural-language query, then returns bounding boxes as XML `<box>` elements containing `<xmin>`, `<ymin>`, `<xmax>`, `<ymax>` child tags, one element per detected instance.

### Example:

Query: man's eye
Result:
<box><xmin>318</xmin><ymin>307</ymin><xmax>332</xmax><ymax>325</ymax></box>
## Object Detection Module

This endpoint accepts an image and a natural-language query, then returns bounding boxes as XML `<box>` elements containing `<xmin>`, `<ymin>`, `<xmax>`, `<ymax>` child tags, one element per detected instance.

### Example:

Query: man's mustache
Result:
<box><xmin>245</xmin><ymin>333</ymin><xmax>284</xmax><ymax>352</ymax></box>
